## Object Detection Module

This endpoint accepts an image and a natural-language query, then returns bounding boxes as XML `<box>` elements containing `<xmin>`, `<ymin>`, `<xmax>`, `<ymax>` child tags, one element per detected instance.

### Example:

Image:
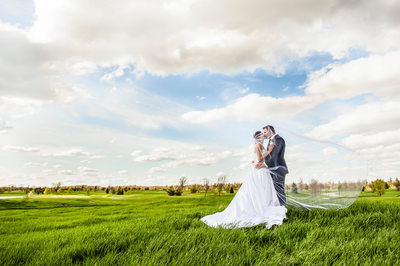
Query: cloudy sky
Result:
<box><xmin>0</xmin><ymin>0</ymin><xmax>399</xmax><ymax>187</ymax></box>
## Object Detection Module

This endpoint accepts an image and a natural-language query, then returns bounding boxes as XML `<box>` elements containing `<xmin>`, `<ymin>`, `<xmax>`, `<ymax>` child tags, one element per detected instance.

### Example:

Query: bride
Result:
<box><xmin>200</xmin><ymin>131</ymin><xmax>287</xmax><ymax>229</ymax></box>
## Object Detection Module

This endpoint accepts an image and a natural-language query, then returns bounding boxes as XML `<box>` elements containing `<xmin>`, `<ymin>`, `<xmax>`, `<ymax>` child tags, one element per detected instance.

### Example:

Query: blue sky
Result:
<box><xmin>0</xmin><ymin>0</ymin><xmax>399</xmax><ymax>186</ymax></box>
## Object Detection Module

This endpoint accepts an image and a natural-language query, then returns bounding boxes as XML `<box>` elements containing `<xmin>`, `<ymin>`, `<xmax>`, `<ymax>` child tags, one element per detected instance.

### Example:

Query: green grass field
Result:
<box><xmin>1</xmin><ymin>189</ymin><xmax>399</xmax><ymax>265</ymax></box>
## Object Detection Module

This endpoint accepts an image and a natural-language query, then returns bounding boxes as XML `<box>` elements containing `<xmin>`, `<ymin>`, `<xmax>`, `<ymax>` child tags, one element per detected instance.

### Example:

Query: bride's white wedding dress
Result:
<box><xmin>201</xmin><ymin>150</ymin><xmax>287</xmax><ymax>229</ymax></box>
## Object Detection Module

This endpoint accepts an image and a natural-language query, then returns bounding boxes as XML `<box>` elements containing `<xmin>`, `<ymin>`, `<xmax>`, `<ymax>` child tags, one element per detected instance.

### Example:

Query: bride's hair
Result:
<box><xmin>253</xmin><ymin>131</ymin><xmax>262</xmax><ymax>139</ymax></box>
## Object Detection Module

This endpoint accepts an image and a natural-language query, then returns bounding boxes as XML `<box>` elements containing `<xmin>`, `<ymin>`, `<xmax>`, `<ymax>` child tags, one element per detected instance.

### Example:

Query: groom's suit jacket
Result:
<box><xmin>264</xmin><ymin>134</ymin><xmax>288</xmax><ymax>206</ymax></box>
<box><xmin>264</xmin><ymin>135</ymin><xmax>288</xmax><ymax>174</ymax></box>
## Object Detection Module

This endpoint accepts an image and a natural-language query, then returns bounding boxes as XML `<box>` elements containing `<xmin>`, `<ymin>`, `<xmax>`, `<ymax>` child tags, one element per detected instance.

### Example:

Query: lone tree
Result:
<box><xmin>179</xmin><ymin>176</ymin><xmax>187</xmax><ymax>190</ymax></box>
<box><xmin>338</xmin><ymin>183</ymin><xmax>343</xmax><ymax>195</ymax></box>
<box><xmin>371</xmin><ymin>179</ymin><xmax>386</xmax><ymax>196</ymax></box>
<box><xmin>310</xmin><ymin>179</ymin><xmax>319</xmax><ymax>197</ymax></box>
<box><xmin>203</xmin><ymin>178</ymin><xmax>210</xmax><ymax>197</ymax></box>
<box><xmin>298</xmin><ymin>179</ymin><xmax>304</xmax><ymax>192</ymax></box>
<box><xmin>217</xmin><ymin>176</ymin><xmax>226</xmax><ymax>196</ymax></box>
<box><xmin>52</xmin><ymin>182</ymin><xmax>62</xmax><ymax>191</ymax></box>
<box><xmin>291</xmin><ymin>182</ymin><xmax>298</xmax><ymax>194</ymax></box>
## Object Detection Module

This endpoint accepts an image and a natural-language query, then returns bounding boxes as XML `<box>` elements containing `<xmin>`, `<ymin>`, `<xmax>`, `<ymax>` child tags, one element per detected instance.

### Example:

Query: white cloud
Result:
<box><xmin>216</xmin><ymin>172</ymin><xmax>226</xmax><ymax>178</ymax></box>
<box><xmin>0</xmin><ymin>96</ymin><xmax>44</xmax><ymax>118</ymax></box>
<box><xmin>53</xmin><ymin>148</ymin><xmax>92</xmax><ymax>157</ymax></box>
<box><xmin>182</xmin><ymin>93</ymin><xmax>323</xmax><ymax>123</ymax></box>
<box><xmin>132</xmin><ymin>148</ymin><xmax>176</xmax><ymax>162</ymax></box>
<box><xmin>239</xmin><ymin>88</ymin><xmax>250</xmax><ymax>94</ymax></box>
<box><xmin>307</xmin><ymin>101</ymin><xmax>400</xmax><ymax>140</ymax></box>
<box><xmin>131</xmin><ymin>146</ymin><xmax>244</xmax><ymax>175</ymax></box>
<box><xmin>77</xmin><ymin>166</ymin><xmax>99</xmax><ymax>176</ymax></box>
<box><xmin>89</xmin><ymin>155</ymin><xmax>105</xmax><ymax>159</ymax></box>
<box><xmin>323</xmin><ymin>147</ymin><xmax>338</xmax><ymax>156</ymax></box>
<box><xmin>0</xmin><ymin>118</ymin><xmax>12</xmax><ymax>131</ymax></box>
<box><xmin>305</xmin><ymin>51</ymin><xmax>400</xmax><ymax>101</ymax></box>
<box><xmin>2</xmin><ymin>145</ymin><xmax>40</xmax><ymax>152</ymax></box>
<box><xmin>341</xmin><ymin>129</ymin><xmax>400</xmax><ymax>151</ymax></box>
<box><xmin>80</xmin><ymin>87</ymin><xmax>189</xmax><ymax>130</ymax></box>
<box><xmin>58</xmin><ymin>169</ymin><xmax>74</xmax><ymax>175</ymax></box>
<box><xmin>148</xmin><ymin>167</ymin><xmax>167</xmax><ymax>174</ymax></box>
<box><xmin>24</xmin><ymin>0</ymin><xmax>400</xmax><ymax>77</ymax></box>
<box><xmin>101</xmin><ymin>65</ymin><xmax>126</xmax><ymax>83</ymax></box>
<box><xmin>0</xmin><ymin>23</ymin><xmax>92</xmax><ymax>103</ymax></box>
<box><xmin>2</xmin><ymin>0</ymin><xmax>400</xmax><ymax>185</ymax></box>
<box><xmin>0</xmin><ymin>23</ymin><xmax>56</xmax><ymax>100</ymax></box>
<box><xmin>183</xmin><ymin>50</ymin><xmax>400</xmax><ymax>125</ymax></box>
<box><xmin>130</xmin><ymin>150</ymin><xmax>143</xmax><ymax>157</ymax></box>
<box><xmin>77</xmin><ymin>166</ymin><xmax>99</xmax><ymax>172</ymax></box>
<box><xmin>192</xmin><ymin>145</ymin><xmax>205</xmax><ymax>151</ymax></box>
<box><xmin>145</xmin><ymin>149</ymin><xmax>241</xmax><ymax>173</ymax></box>
<box><xmin>25</xmin><ymin>162</ymin><xmax>48</xmax><ymax>167</ymax></box>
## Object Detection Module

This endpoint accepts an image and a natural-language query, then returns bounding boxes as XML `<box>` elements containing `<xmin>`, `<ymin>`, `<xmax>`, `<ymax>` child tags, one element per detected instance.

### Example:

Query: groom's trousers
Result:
<box><xmin>270</xmin><ymin>168</ymin><xmax>287</xmax><ymax>207</ymax></box>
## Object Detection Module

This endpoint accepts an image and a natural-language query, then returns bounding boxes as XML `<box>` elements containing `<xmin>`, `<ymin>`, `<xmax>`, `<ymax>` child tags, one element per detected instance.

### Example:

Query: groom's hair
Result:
<box><xmin>263</xmin><ymin>125</ymin><xmax>275</xmax><ymax>133</ymax></box>
<box><xmin>253</xmin><ymin>131</ymin><xmax>262</xmax><ymax>138</ymax></box>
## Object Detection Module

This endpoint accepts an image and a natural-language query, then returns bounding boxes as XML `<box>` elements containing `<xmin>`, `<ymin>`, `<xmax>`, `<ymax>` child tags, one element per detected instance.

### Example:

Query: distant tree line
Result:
<box><xmin>284</xmin><ymin>178</ymin><xmax>400</xmax><ymax>197</ymax></box>
<box><xmin>166</xmin><ymin>176</ymin><xmax>238</xmax><ymax>197</ymax></box>
<box><xmin>1</xmin><ymin>177</ymin><xmax>398</xmax><ymax>198</ymax></box>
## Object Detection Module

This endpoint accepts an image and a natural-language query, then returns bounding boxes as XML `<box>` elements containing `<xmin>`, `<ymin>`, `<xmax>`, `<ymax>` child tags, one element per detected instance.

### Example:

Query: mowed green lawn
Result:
<box><xmin>0</xmin><ymin>190</ymin><xmax>399</xmax><ymax>265</ymax></box>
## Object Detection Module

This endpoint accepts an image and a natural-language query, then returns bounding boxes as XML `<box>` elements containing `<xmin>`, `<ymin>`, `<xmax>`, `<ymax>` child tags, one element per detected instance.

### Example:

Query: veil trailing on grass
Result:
<box><xmin>262</xmin><ymin>128</ymin><xmax>366</xmax><ymax>210</ymax></box>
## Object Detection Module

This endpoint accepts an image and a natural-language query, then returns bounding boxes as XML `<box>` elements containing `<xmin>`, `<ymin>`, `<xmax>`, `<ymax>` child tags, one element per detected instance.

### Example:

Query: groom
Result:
<box><xmin>255</xmin><ymin>125</ymin><xmax>288</xmax><ymax>206</ymax></box>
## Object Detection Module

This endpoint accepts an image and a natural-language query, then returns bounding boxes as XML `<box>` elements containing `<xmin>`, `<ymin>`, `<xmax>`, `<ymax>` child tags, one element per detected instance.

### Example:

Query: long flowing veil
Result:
<box><xmin>256</xmin><ymin>127</ymin><xmax>366</xmax><ymax>210</ymax></box>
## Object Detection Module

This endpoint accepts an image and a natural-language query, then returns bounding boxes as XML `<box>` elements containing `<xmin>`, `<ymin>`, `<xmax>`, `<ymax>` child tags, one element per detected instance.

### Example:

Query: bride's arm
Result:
<box><xmin>261</xmin><ymin>143</ymin><xmax>275</xmax><ymax>159</ymax></box>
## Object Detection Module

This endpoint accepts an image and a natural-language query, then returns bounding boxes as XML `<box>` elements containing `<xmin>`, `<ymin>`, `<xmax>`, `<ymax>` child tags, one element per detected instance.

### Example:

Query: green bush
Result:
<box><xmin>371</xmin><ymin>179</ymin><xmax>386</xmax><ymax>196</ymax></box>
<box><xmin>393</xmin><ymin>178</ymin><xmax>400</xmax><ymax>191</ymax></box>
<box><xmin>117</xmin><ymin>187</ymin><xmax>124</xmax><ymax>195</ymax></box>
<box><xmin>44</xmin><ymin>187</ymin><xmax>52</xmax><ymax>195</ymax></box>
<box><xmin>189</xmin><ymin>185</ymin><xmax>198</xmax><ymax>194</ymax></box>
<box><xmin>175</xmin><ymin>188</ymin><xmax>182</xmax><ymax>196</ymax></box>
<box><xmin>166</xmin><ymin>186</ymin><xmax>175</xmax><ymax>196</ymax></box>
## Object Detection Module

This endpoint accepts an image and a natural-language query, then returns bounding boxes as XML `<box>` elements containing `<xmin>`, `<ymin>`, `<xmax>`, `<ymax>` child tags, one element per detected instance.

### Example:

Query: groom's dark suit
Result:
<box><xmin>264</xmin><ymin>134</ymin><xmax>288</xmax><ymax>206</ymax></box>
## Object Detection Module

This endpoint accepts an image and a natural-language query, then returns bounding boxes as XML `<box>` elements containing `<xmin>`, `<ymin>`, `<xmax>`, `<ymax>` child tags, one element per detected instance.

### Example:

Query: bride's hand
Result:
<box><xmin>255</xmin><ymin>162</ymin><xmax>265</xmax><ymax>169</ymax></box>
